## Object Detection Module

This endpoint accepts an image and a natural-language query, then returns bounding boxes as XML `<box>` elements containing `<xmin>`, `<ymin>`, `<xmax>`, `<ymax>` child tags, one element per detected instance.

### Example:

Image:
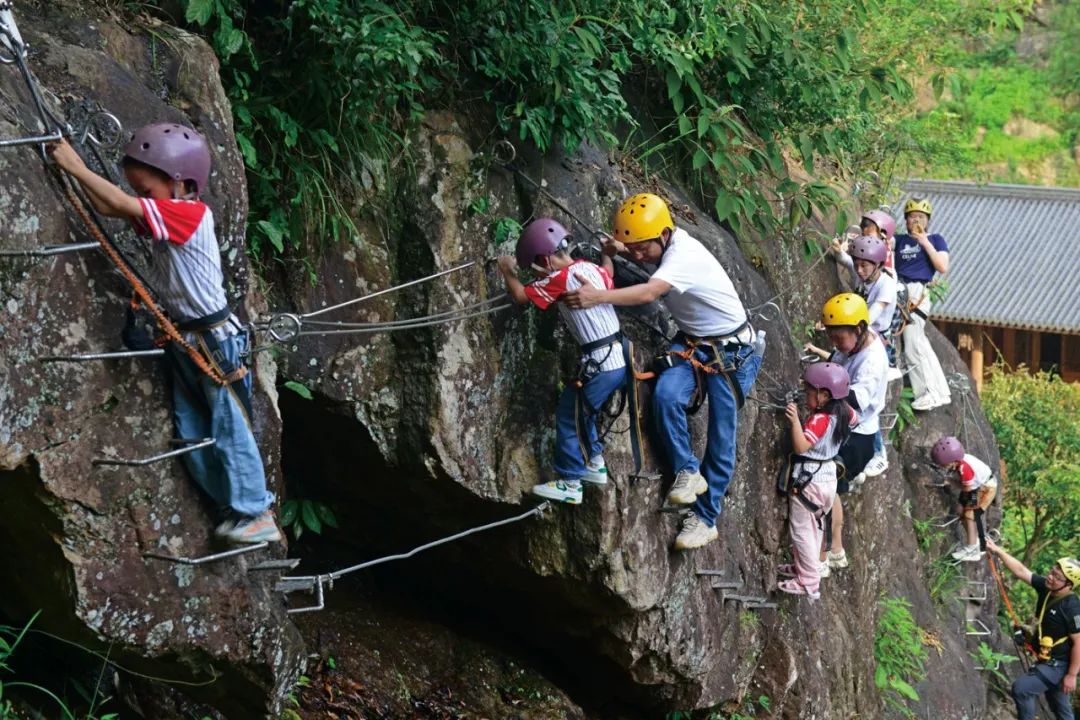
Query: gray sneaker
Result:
<box><xmin>214</xmin><ymin>515</ymin><xmax>238</xmax><ymax>539</ymax></box>
<box><xmin>226</xmin><ymin>511</ymin><xmax>283</xmax><ymax>544</ymax></box>
<box><xmin>674</xmin><ymin>512</ymin><xmax>718</xmax><ymax>550</ymax></box>
<box><xmin>667</xmin><ymin>469</ymin><xmax>707</xmax><ymax>505</ymax></box>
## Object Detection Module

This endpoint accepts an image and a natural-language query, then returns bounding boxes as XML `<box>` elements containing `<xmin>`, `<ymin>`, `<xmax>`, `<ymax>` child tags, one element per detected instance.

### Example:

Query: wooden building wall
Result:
<box><xmin>934</xmin><ymin>320</ymin><xmax>1080</xmax><ymax>390</ymax></box>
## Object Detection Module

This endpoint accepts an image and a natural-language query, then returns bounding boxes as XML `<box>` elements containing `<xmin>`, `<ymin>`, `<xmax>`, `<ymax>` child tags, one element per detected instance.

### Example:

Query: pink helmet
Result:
<box><xmin>861</xmin><ymin>210</ymin><xmax>896</xmax><ymax>241</ymax></box>
<box><xmin>849</xmin><ymin>235</ymin><xmax>888</xmax><ymax>265</ymax></box>
<box><xmin>123</xmin><ymin>123</ymin><xmax>211</xmax><ymax>196</ymax></box>
<box><xmin>931</xmin><ymin>436</ymin><xmax>965</xmax><ymax>466</ymax></box>
<box><xmin>515</xmin><ymin>218</ymin><xmax>569</xmax><ymax>269</ymax></box>
<box><xmin>803</xmin><ymin>362</ymin><xmax>850</xmax><ymax>400</ymax></box>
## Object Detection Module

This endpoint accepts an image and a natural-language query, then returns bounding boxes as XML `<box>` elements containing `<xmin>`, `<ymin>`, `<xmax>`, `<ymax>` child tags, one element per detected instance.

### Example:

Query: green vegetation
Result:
<box><xmin>982</xmin><ymin>364</ymin><xmax>1080</xmax><ymax>616</ymax></box>
<box><xmin>873</xmin><ymin>597</ymin><xmax>928</xmax><ymax>719</ymax></box>
<box><xmin>970</xmin><ymin>641</ymin><xmax>1018</xmax><ymax>697</ymax></box>
<box><xmin>120</xmin><ymin>0</ymin><xmax>1037</xmax><ymax>264</ymax></box>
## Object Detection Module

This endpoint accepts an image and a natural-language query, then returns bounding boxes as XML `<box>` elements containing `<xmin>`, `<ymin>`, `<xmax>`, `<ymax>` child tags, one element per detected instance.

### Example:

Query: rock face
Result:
<box><xmin>275</xmin><ymin>113</ymin><xmax>1007</xmax><ymax>716</ymax></box>
<box><xmin>0</xmin><ymin>1</ymin><xmax>302</xmax><ymax>716</ymax></box>
<box><xmin>0</xmin><ymin>3</ymin><xmax>1011</xmax><ymax>718</ymax></box>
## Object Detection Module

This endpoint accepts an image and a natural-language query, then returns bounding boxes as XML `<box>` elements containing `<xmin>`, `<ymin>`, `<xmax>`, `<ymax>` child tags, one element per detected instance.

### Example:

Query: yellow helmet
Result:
<box><xmin>613</xmin><ymin>193</ymin><xmax>674</xmax><ymax>244</ymax></box>
<box><xmin>904</xmin><ymin>198</ymin><xmax>933</xmax><ymax>217</ymax></box>
<box><xmin>1056</xmin><ymin>558</ymin><xmax>1080</xmax><ymax>587</ymax></box>
<box><xmin>821</xmin><ymin>293</ymin><xmax>869</xmax><ymax>328</ymax></box>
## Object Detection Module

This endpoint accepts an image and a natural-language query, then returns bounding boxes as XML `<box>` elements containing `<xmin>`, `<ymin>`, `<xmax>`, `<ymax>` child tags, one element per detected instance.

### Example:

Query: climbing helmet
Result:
<box><xmin>123</xmin><ymin>123</ymin><xmax>211</xmax><ymax>196</ymax></box>
<box><xmin>613</xmin><ymin>193</ymin><xmax>674</xmax><ymax>244</ymax></box>
<box><xmin>1056</xmin><ymin>558</ymin><xmax>1080</xmax><ymax>587</ymax></box>
<box><xmin>930</xmin><ymin>436</ymin><xmax>964</xmax><ymax>466</ymax></box>
<box><xmin>515</xmin><ymin>218</ymin><xmax>570</xmax><ymax>270</ymax></box>
<box><xmin>861</xmin><ymin>209</ymin><xmax>896</xmax><ymax>240</ymax></box>
<box><xmin>803</xmin><ymin>361</ymin><xmax>850</xmax><ymax>400</ymax></box>
<box><xmin>821</xmin><ymin>293</ymin><xmax>869</xmax><ymax>328</ymax></box>
<box><xmin>903</xmin><ymin>198</ymin><xmax>933</xmax><ymax>217</ymax></box>
<box><xmin>849</xmin><ymin>235</ymin><xmax>888</xmax><ymax>265</ymax></box>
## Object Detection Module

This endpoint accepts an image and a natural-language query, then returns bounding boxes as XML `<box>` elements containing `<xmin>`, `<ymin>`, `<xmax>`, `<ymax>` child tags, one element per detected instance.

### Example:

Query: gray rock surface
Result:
<box><xmin>0</xmin><ymin>1</ymin><xmax>302</xmax><ymax>715</ymax></box>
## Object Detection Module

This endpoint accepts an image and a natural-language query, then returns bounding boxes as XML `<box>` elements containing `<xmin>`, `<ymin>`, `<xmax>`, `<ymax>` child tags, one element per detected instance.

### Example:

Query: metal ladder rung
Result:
<box><xmin>880</xmin><ymin>413</ymin><xmax>898</xmax><ymax>431</ymax></box>
<box><xmin>960</xmin><ymin>581</ymin><xmax>988</xmax><ymax>603</ymax></box>
<box><xmin>629</xmin><ymin>470</ymin><xmax>662</xmax><ymax>482</ymax></box>
<box><xmin>965</xmin><ymin>618</ymin><xmax>992</xmax><ymax>637</ymax></box>
<box><xmin>746</xmin><ymin>601</ymin><xmax>779</xmax><ymax>610</ymax></box>
<box><xmin>0</xmin><ymin>241</ymin><xmax>99</xmax><ymax>258</ymax></box>
<box><xmin>695</xmin><ymin>569</ymin><xmax>726</xmax><ymax>577</ymax></box>
<box><xmin>711</xmin><ymin>581</ymin><xmax>743</xmax><ymax>590</ymax></box>
<box><xmin>0</xmin><ymin>130</ymin><xmax>63</xmax><ymax>148</ymax></box>
<box><xmin>143</xmin><ymin>541</ymin><xmax>268</xmax><ymax>565</ymax></box>
<box><xmin>249</xmin><ymin>558</ymin><xmax>301</xmax><ymax>572</ymax></box>
<box><xmin>658</xmin><ymin>504</ymin><xmax>687</xmax><ymax>514</ymax></box>
<box><xmin>41</xmin><ymin>349</ymin><xmax>166</xmax><ymax>363</ymax></box>
<box><xmin>93</xmin><ymin>438</ymin><xmax>214</xmax><ymax>467</ymax></box>
<box><xmin>285</xmin><ymin>577</ymin><xmax>325</xmax><ymax>614</ymax></box>
<box><xmin>275</xmin><ymin>576</ymin><xmax>320</xmax><ymax>594</ymax></box>
<box><xmin>930</xmin><ymin>515</ymin><xmax>959</xmax><ymax>528</ymax></box>
<box><xmin>721</xmin><ymin>592</ymin><xmax>770</xmax><ymax>605</ymax></box>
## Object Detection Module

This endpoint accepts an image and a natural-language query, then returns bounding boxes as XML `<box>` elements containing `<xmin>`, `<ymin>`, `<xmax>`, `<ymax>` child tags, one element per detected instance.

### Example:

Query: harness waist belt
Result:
<box><xmin>580</xmin><ymin>331</ymin><xmax>623</xmax><ymax>355</ymax></box>
<box><xmin>178</xmin><ymin>306</ymin><xmax>233</xmax><ymax>333</ymax></box>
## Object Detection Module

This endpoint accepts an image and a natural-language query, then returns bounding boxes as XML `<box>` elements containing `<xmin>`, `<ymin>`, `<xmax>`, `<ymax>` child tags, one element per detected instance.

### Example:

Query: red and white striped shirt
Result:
<box><xmin>133</xmin><ymin>198</ymin><xmax>234</xmax><ymax>332</ymax></box>
<box><xmin>524</xmin><ymin>260</ymin><xmax>624</xmax><ymax>372</ymax></box>
<box><xmin>801</xmin><ymin>406</ymin><xmax>859</xmax><ymax>460</ymax></box>
<box><xmin>957</xmin><ymin>454</ymin><xmax>995</xmax><ymax>491</ymax></box>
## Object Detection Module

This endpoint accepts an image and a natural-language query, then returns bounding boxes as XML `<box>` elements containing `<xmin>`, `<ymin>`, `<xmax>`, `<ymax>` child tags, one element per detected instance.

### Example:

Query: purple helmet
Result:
<box><xmin>862</xmin><ymin>209</ymin><xmax>896</xmax><ymax>240</ymax></box>
<box><xmin>515</xmin><ymin>218</ymin><xmax>569</xmax><ymax>269</ymax></box>
<box><xmin>803</xmin><ymin>362</ymin><xmax>850</xmax><ymax>400</ymax></box>
<box><xmin>123</xmin><ymin>123</ymin><xmax>211</xmax><ymax>196</ymax></box>
<box><xmin>931</xmin><ymin>436</ymin><xmax>965</xmax><ymax>466</ymax></box>
<box><xmin>849</xmin><ymin>235</ymin><xmax>888</xmax><ymax>265</ymax></box>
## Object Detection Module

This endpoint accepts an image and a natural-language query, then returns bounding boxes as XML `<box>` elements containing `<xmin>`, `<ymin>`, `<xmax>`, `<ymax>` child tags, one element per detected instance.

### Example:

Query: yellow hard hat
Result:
<box><xmin>1056</xmin><ymin>558</ymin><xmax>1080</xmax><ymax>587</ymax></box>
<box><xmin>904</xmin><ymin>198</ymin><xmax>933</xmax><ymax>216</ymax></box>
<box><xmin>821</xmin><ymin>293</ymin><xmax>869</xmax><ymax>328</ymax></box>
<box><xmin>613</xmin><ymin>193</ymin><xmax>674</xmax><ymax>244</ymax></box>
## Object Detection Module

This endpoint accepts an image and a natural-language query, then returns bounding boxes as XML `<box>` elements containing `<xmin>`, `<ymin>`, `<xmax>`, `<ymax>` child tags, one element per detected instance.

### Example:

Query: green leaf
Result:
<box><xmin>235</xmin><ymin>132</ymin><xmax>257</xmax><ymax>168</ymax></box>
<box><xmin>692</xmin><ymin>148</ymin><xmax>708</xmax><ymax>170</ymax></box>
<box><xmin>185</xmin><ymin>0</ymin><xmax>214</xmax><ymax>26</ymax></box>
<box><xmin>797</xmin><ymin>132</ymin><xmax>814</xmax><ymax>173</ymax></box>
<box><xmin>301</xmin><ymin>501</ymin><xmax>323</xmax><ymax>534</ymax></box>
<box><xmin>315</xmin><ymin>503</ymin><xmax>339</xmax><ymax>528</ymax></box>
<box><xmin>890</xmin><ymin>677</ymin><xmax>920</xmax><ymax>701</ymax></box>
<box><xmin>257</xmin><ymin>220</ymin><xmax>285</xmax><ymax>254</ymax></box>
<box><xmin>874</xmin><ymin>665</ymin><xmax>888</xmax><ymax>689</ymax></box>
<box><xmin>283</xmin><ymin>380</ymin><xmax>313</xmax><ymax>400</ymax></box>
<box><xmin>281</xmin><ymin>500</ymin><xmax>298</xmax><ymax>527</ymax></box>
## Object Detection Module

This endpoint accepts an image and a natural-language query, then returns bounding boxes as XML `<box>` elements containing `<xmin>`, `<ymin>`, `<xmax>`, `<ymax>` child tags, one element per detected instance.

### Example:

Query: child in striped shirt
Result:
<box><xmin>48</xmin><ymin>127</ymin><xmax>279</xmax><ymax>545</ymax></box>
<box><xmin>497</xmin><ymin>219</ymin><xmax>625</xmax><ymax>505</ymax></box>
<box><xmin>931</xmin><ymin>436</ymin><xmax>997</xmax><ymax>562</ymax></box>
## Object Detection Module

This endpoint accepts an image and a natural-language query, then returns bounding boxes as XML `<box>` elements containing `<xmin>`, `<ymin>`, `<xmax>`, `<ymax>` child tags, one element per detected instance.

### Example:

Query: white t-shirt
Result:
<box><xmin>837</xmin><ymin>252</ymin><xmax>897</xmax><ymax>334</ymax></box>
<box><xmin>958</xmin><ymin>454</ymin><xmax>996</xmax><ymax>491</ymax></box>
<box><xmin>831</xmin><ymin>334</ymin><xmax>889</xmax><ymax>435</ymax></box>
<box><xmin>651</xmin><ymin>229</ymin><xmax>747</xmax><ymax>337</ymax></box>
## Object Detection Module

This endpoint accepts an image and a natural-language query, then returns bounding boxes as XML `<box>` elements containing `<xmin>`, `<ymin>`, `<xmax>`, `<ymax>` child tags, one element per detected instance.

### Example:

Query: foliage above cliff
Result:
<box><xmin>133</xmin><ymin>0</ymin><xmax>1031</xmax><ymax>255</ymax></box>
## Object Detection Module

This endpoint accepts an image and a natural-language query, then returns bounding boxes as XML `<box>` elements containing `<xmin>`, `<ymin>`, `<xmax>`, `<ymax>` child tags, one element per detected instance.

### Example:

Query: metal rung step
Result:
<box><xmin>658</xmin><ymin>504</ymin><xmax>687</xmax><ymax>514</ymax></box>
<box><xmin>42</xmin><ymin>349</ymin><xmax>166</xmax><ymax>363</ymax></box>
<box><xmin>746</xmin><ymin>601</ymin><xmax>779</xmax><ymax>610</ymax></box>
<box><xmin>930</xmin><ymin>515</ymin><xmax>959</xmax><ymax>528</ymax></box>
<box><xmin>629</xmin><ymin>470</ymin><xmax>662</xmax><ymax>482</ymax></box>
<box><xmin>965</xmin><ymin>618</ymin><xmax>992</xmax><ymax>637</ymax></box>
<box><xmin>275</xmin><ymin>576</ymin><xmax>320</xmax><ymax>594</ymax></box>
<box><xmin>960</xmin><ymin>581</ymin><xmax>988</xmax><ymax>603</ymax></box>
<box><xmin>711</xmin><ymin>581</ymin><xmax>743</xmax><ymax>590</ymax></box>
<box><xmin>286</xmin><ymin>577</ymin><xmax>325</xmax><ymax>615</ymax></box>
<box><xmin>880</xmin><ymin>413</ymin><xmax>898</xmax><ymax>431</ymax></box>
<box><xmin>721</xmin><ymin>592</ymin><xmax>770</xmax><ymax>605</ymax></box>
<box><xmin>0</xmin><ymin>130</ymin><xmax>63</xmax><ymax>148</ymax></box>
<box><xmin>93</xmin><ymin>438</ymin><xmax>214</xmax><ymax>467</ymax></box>
<box><xmin>924</xmin><ymin>480</ymin><xmax>948</xmax><ymax>488</ymax></box>
<box><xmin>0</xmin><ymin>241</ymin><xmax>99</xmax><ymax>258</ymax></box>
<box><xmin>249</xmin><ymin>558</ymin><xmax>301</xmax><ymax>572</ymax></box>
<box><xmin>695</xmin><ymin>569</ymin><xmax>726</xmax><ymax>577</ymax></box>
<box><xmin>143</xmin><ymin>541</ymin><xmax>268</xmax><ymax>565</ymax></box>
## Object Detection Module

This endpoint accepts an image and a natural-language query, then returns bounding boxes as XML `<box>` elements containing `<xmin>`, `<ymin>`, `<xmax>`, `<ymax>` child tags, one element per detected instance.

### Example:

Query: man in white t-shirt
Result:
<box><xmin>563</xmin><ymin>193</ymin><xmax>762</xmax><ymax>550</ymax></box>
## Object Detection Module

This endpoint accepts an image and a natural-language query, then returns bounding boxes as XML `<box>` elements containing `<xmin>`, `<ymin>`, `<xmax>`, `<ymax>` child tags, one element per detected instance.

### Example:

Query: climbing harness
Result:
<box><xmin>276</xmin><ymin>501</ymin><xmax>552</xmax><ymax>613</ymax></box>
<box><xmin>652</xmin><ymin>328</ymin><xmax>753</xmax><ymax>413</ymax></box>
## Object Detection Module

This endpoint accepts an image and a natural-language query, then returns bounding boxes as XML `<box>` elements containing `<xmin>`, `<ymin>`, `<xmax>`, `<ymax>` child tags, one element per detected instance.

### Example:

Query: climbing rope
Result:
<box><xmin>280</xmin><ymin>502</ymin><xmax>551</xmax><ymax>612</ymax></box>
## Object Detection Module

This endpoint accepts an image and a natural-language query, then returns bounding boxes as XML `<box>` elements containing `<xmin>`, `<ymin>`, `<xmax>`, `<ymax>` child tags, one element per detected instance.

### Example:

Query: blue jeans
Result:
<box><xmin>1012</xmin><ymin>659</ymin><xmax>1074</xmax><ymax>720</ymax></box>
<box><xmin>873</xmin><ymin>431</ymin><xmax>884</xmax><ymax>454</ymax></box>
<box><xmin>167</xmin><ymin>332</ymin><xmax>274</xmax><ymax>518</ymax></box>
<box><xmin>653</xmin><ymin>343</ymin><xmax>761</xmax><ymax>527</ymax></box>
<box><xmin>553</xmin><ymin>368</ymin><xmax>626</xmax><ymax>481</ymax></box>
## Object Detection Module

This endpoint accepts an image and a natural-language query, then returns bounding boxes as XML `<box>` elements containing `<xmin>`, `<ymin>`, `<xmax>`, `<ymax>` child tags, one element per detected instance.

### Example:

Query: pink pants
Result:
<box><xmin>789</xmin><ymin>462</ymin><xmax>838</xmax><ymax>593</ymax></box>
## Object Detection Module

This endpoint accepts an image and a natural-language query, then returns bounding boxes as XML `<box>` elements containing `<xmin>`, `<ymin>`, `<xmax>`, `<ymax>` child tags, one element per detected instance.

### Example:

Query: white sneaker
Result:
<box><xmin>826</xmin><ymin>549</ymin><xmax>849</xmax><ymax>569</ymax></box>
<box><xmin>582</xmin><ymin>455</ymin><xmax>609</xmax><ymax>485</ymax></box>
<box><xmin>667</xmin><ymin>469</ymin><xmax>707</xmax><ymax>505</ymax></box>
<box><xmin>674</xmin><ymin>512</ymin><xmax>718</xmax><ymax>550</ymax></box>
<box><xmin>848</xmin><ymin>472</ymin><xmax>867</xmax><ymax>492</ymax></box>
<box><xmin>819</xmin><ymin>561</ymin><xmax>831</xmax><ymax>579</ymax></box>
<box><xmin>952</xmin><ymin>544</ymin><xmax>983</xmax><ymax>562</ymax></box>
<box><xmin>933</xmin><ymin>396</ymin><xmax>952</xmax><ymax>409</ymax></box>
<box><xmin>911</xmin><ymin>395</ymin><xmax>937</xmax><ymax>411</ymax></box>
<box><xmin>886</xmin><ymin>367</ymin><xmax>903</xmax><ymax>382</ymax></box>
<box><xmin>532</xmin><ymin>480</ymin><xmax>583</xmax><ymax>505</ymax></box>
<box><xmin>863</xmin><ymin>452</ymin><xmax>889</xmax><ymax>478</ymax></box>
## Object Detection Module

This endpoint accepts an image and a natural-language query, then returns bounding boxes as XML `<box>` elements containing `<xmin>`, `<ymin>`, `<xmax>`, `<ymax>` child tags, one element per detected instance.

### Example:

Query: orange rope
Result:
<box><xmin>57</xmin><ymin>175</ymin><xmax>227</xmax><ymax>386</ymax></box>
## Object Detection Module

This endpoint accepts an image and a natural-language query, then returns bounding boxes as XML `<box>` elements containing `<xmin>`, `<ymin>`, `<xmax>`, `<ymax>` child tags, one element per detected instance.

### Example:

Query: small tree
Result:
<box><xmin>982</xmin><ymin>364</ymin><xmax>1080</xmax><ymax>575</ymax></box>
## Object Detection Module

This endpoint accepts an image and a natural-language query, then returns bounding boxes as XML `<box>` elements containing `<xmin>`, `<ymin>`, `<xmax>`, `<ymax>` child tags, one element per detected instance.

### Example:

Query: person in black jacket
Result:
<box><xmin>987</xmin><ymin>538</ymin><xmax>1080</xmax><ymax>720</ymax></box>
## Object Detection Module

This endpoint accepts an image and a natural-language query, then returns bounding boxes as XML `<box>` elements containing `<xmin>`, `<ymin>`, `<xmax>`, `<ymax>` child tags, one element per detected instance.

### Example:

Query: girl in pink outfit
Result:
<box><xmin>778</xmin><ymin>362</ymin><xmax>857</xmax><ymax>599</ymax></box>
